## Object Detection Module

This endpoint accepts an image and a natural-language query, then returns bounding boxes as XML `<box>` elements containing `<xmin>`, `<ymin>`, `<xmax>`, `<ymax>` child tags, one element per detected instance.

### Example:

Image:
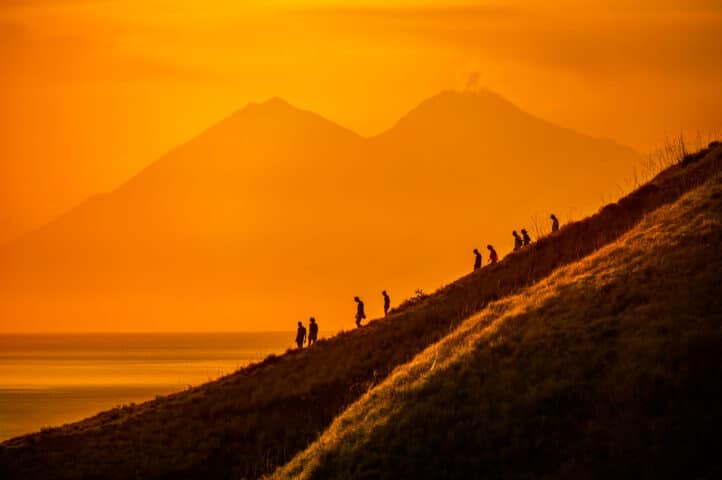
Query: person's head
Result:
<box><xmin>310</xmin><ymin>317</ymin><xmax>315</xmax><ymax>324</ymax></box>
<box><xmin>382</xmin><ymin>290</ymin><xmax>387</xmax><ymax>296</ymax></box>
<box><xmin>487</xmin><ymin>244</ymin><xmax>493</xmax><ymax>250</ymax></box>
<box><xmin>550</xmin><ymin>213</ymin><xmax>557</xmax><ymax>220</ymax></box>
<box><xmin>298</xmin><ymin>321</ymin><xmax>302</xmax><ymax>327</ymax></box>
<box><xmin>521</xmin><ymin>229</ymin><xmax>528</xmax><ymax>234</ymax></box>
<box><xmin>354</xmin><ymin>296</ymin><xmax>360</xmax><ymax>302</ymax></box>
<box><xmin>513</xmin><ymin>230</ymin><xmax>519</xmax><ymax>236</ymax></box>
<box><xmin>473</xmin><ymin>248</ymin><xmax>479</xmax><ymax>254</ymax></box>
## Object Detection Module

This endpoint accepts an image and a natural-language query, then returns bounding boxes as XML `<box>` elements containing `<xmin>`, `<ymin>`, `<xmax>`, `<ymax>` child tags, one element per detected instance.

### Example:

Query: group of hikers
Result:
<box><xmin>294</xmin><ymin>213</ymin><xmax>561</xmax><ymax>348</ymax></box>
<box><xmin>294</xmin><ymin>290</ymin><xmax>391</xmax><ymax>348</ymax></box>
<box><xmin>474</xmin><ymin>214</ymin><xmax>559</xmax><ymax>271</ymax></box>
<box><xmin>295</xmin><ymin>317</ymin><xmax>318</xmax><ymax>348</ymax></box>
<box><xmin>473</xmin><ymin>245</ymin><xmax>498</xmax><ymax>270</ymax></box>
<box><xmin>355</xmin><ymin>291</ymin><xmax>390</xmax><ymax>326</ymax></box>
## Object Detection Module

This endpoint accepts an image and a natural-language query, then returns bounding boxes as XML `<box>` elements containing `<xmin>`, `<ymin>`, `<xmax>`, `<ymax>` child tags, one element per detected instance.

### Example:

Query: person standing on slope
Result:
<box><xmin>473</xmin><ymin>248</ymin><xmax>482</xmax><ymax>271</ymax></box>
<box><xmin>487</xmin><ymin>245</ymin><xmax>498</xmax><ymax>265</ymax></box>
<box><xmin>382</xmin><ymin>290</ymin><xmax>391</xmax><ymax>316</ymax></box>
<box><xmin>308</xmin><ymin>317</ymin><xmax>318</xmax><ymax>346</ymax></box>
<box><xmin>354</xmin><ymin>296</ymin><xmax>366</xmax><ymax>328</ymax></box>
<box><xmin>521</xmin><ymin>229</ymin><xmax>532</xmax><ymax>246</ymax></box>
<box><xmin>550</xmin><ymin>214</ymin><xmax>559</xmax><ymax>233</ymax></box>
<box><xmin>512</xmin><ymin>230</ymin><xmax>523</xmax><ymax>251</ymax></box>
<box><xmin>295</xmin><ymin>321</ymin><xmax>307</xmax><ymax>349</ymax></box>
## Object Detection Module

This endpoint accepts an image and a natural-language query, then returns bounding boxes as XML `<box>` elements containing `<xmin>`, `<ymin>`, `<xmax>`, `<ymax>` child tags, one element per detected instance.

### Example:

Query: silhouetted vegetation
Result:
<box><xmin>392</xmin><ymin>288</ymin><xmax>429</xmax><ymax>313</ymax></box>
<box><xmin>1</xmin><ymin>144</ymin><xmax>720</xmax><ymax>480</ymax></box>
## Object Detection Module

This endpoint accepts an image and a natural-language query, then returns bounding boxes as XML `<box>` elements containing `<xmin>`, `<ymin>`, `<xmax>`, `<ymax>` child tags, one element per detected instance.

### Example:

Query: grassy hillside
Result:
<box><xmin>0</xmin><ymin>143</ymin><xmax>719</xmax><ymax>479</ymax></box>
<box><xmin>271</xmin><ymin>152</ymin><xmax>722</xmax><ymax>479</ymax></box>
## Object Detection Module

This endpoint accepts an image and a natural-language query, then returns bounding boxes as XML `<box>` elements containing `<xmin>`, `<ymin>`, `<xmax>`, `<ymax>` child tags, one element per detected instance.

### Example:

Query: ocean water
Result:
<box><xmin>0</xmin><ymin>332</ymin><xmax>292</xmax><ymax>441</ymax></box>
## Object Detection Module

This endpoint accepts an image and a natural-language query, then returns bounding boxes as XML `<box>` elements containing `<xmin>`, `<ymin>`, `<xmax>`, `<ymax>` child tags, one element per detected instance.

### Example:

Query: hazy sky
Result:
<box><xmin>1</xmin><ymin>0</ymin><xmax>721</xmax><ymax>244</ymax></box>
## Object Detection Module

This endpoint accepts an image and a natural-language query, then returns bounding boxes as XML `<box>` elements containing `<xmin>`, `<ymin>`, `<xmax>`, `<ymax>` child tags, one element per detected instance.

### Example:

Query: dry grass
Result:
<box><xmin>271</xmin><ymin>170</ymin><xmax>722</xmax><ymax>480</ymax></box>
<box><xmin>623</xmin><ymin>135</ymin><xmax>722</xmax><ymax>194</ymax></box>
<box><xmin>1</xmin><ymin>144</ymin><xmax>720</xmax><ymax>480</ymax></box>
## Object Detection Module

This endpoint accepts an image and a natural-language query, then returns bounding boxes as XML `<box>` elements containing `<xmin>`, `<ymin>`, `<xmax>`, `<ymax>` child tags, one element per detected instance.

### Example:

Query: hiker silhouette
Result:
<box><xmin>512</xmin><ymin>230</ymin><xmax>522</xmax><ymax>251</ymax></box>
<box><xmin>382</xmin><ymin>290</ymin><xmax>391</xmax><ymax>316</ymax></box>
<box><xmin>487</xmin><ymin>245</ymin><xmax>498</xmax><ymax>264</ymax></box>
<box><xmin>551</xmin><ymin>214</ymin><xmax>559</xmax><ymax>233</ymax></box>
<box><xmin>295</xmin><ymin>321</ymin><xmax>307</xmax><ymax>349</ymax></box>
<box><xmin>354</xmin><ymin>296</ymin><xmax>366</xmax><ymax>328</ymax></box>
<box><xmin>473</xmin><ymin>248</ymin><xmax>482</xmax><ymax>271</ymax></box>
<box><xmin>521</xmin><ymin>229</ymin><xmax>532</xmax><ymax>246</ymax></box>
<box><xmin>308</xmin><ymin>317</ymin><xmax>318</xmax><ymax>346</ymax></box>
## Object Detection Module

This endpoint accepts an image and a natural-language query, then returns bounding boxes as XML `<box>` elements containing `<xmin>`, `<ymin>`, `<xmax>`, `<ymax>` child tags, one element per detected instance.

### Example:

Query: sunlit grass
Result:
<box><xmin>272</xmin><ymin>158</ymin><xmax>722</xmax><ymax>479</ymax></box>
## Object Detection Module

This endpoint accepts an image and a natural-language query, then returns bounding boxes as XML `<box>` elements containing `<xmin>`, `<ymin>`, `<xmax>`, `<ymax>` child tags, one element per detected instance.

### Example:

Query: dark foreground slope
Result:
<box><xmin>0</xmin><ymin>144</ymin><xmax>719</xmax><ymax>480</ymax></box>
<box><xmin>272</xmin><ymin>156</ymin><xmax>722</xmax><ymax>480</ymax></box>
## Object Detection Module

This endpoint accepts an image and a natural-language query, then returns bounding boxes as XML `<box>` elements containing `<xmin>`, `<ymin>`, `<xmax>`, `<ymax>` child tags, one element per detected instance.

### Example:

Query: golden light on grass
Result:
<box><xmin>272</xmin><ymin>156</ymin><xmax>722</xmax><ymax>479</ymax></box>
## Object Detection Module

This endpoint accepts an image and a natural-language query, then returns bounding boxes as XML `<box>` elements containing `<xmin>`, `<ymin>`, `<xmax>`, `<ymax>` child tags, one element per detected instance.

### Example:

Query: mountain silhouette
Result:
<box><xmin>373</xmin><ymin>90</ymin><xmax>633</xmax><ymax>199</ymax></box>
<box><xmin>0</xmin><ymin>90</ymin><xmax>638</xmax><ymax>332</ymax></box>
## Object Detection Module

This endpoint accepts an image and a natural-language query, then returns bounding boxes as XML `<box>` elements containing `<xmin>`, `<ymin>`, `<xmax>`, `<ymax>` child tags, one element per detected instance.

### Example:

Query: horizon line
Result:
<box><xmin>0</xmin><ymin>330</ymin><xmax>298</xmax><ymax>335</ymax></box>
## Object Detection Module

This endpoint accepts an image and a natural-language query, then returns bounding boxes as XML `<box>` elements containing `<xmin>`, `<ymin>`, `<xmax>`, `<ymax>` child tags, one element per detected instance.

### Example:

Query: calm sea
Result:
<box><xmin>0</xmin><ymin>332</ymin><xmax>292</xmax><ymax>441</ymax></box>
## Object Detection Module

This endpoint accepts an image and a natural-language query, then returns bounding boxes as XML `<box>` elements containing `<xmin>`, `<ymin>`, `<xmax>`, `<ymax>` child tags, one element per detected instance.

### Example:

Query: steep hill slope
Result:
<box><xmin>0</xmin><ymin>90</ymin><xmax>638</xmax><ymax>333</ymax></box>
<box><xmin>1</xmin><ymin>144</ymin><xmax>718</xmax><ymax>479</ymax></box>
<box><xmin>272</xmin><ymin>152</ymin><xmax>722</xmax><ymax>479</ymax></box>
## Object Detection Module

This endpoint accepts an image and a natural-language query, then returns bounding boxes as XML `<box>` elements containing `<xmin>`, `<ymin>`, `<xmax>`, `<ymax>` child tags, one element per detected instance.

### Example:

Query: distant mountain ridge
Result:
<box><xmin>0</xmin><ymin>90</ymin><xmax>639</xmax><ymax>333</ymax></box>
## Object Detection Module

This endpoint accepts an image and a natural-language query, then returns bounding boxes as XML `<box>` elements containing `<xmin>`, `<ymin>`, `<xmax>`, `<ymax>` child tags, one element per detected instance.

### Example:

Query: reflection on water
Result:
<box><xmin>0</xmin><ymin>332</ymin><xmax>292</xmax><ymax>441</ymax></box>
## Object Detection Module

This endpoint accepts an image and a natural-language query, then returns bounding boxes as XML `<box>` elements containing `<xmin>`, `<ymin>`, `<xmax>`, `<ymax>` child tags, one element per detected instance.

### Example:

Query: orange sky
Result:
<box><xmin>1</xmin><ymin>1</ymin><xmax>721</xmax><ymax>246</ymax></box>
<box><xmin>0</xmin><ymin>1</ymin><xmax>721</xmax><ymax>335</ymax></box>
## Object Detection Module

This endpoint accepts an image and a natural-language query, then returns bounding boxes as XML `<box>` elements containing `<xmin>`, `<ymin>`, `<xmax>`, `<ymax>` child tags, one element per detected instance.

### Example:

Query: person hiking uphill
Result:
<box><xmin>308</xmin><ymin>317</ymin><xmax>318</xmax><ymax>346</ymax></box>
<box><xmin>295</xmin><ymin>321</ymin><xmax>306</xmax><ymax>349</ymax></box>
<box><xmin>521</xmin><ymin>229</ymin><xmax>532</xmax><ymax>246</ymax></box>
<box><xmin>550</xmin><ymin>214</ymin><xmax>559</xmax><ymax>233</ymax></box>
<box><xmin>382</xmin><ymin>290</ymin><xmax>391</xmax><ymax>316</ymax></box>
<box><xmin>354</xmin><ymin>296</ymin><xmax>366</xmax><ymax>328</ymax></box>
<box><xmin>512</xmin><ymin>230</ymin><xmax>523</xmax><ymax>251</ymax></box>
<box><xmin>487</xmin><ymin>245</ymin><xmax>498</xmax><ymax>265</ymax></box>
<box><xmin>473</xmin><ymin>248</ymin><xmax>482</xmax><ymax>271</ymax></box>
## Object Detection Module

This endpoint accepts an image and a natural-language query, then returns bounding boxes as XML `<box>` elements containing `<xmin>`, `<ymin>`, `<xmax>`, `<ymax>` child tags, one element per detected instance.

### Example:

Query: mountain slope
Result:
<box><xmin>0</xmin><ymin>90</ymin><xmax>638</xmax><ymax>333</ymax></box>
<box><xmin>1</xmin><ymin>144</ymin><xmax>718</xmax><ymax>480</ymax></box>
<box><xmin>271</xmin><ymin>152</ymin><xmax>722</xmax><ymax>479</ymax></box>
<box><xmin>371</xmin><ymin>90</ymin><xmax>636</xmax><ymax>209</ymax></box>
